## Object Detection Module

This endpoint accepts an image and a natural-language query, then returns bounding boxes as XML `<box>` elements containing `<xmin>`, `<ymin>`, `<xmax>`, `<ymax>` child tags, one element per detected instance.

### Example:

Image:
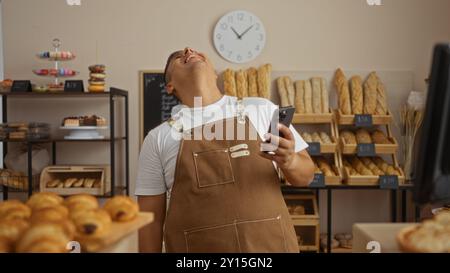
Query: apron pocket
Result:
<box><xmin>236</xmin><ymin>215</ymin><xmax>287</xmax><ymax>253</ymax></box>
<box><xmin>193</xmin><ymin>148</ymin><xmax>235</xmax><ymax>188</ymax></box>
<box><xmin>185</xmin><ymin>223</ymin><xmax>240</xmax><ymax>253</ymax></box>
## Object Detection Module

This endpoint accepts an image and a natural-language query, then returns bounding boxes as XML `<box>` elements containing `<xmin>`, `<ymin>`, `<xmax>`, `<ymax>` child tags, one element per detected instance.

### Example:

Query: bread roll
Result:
<box><xmin>65</xmin><ymin>194</ymin><xmax>99</xmax><ymax>215</ymax></box>
<box><xmin>294</xmin><ymin>80</ymin><xmax>306</xmax><ymax>113</ymax></box>
<box><xmin>284</xmin><ymin>76</ymin><xmax>295</xmax><ymax>106</ymax></box>
<box><xmin>223</xmin><ymin>69</ymin><xmax>236</xmax><ymax>97</ymax></box>
<box><xmin>311</xmin><ymin>132</ymin><xmax>322</xmax><ymax>143</ymax></box>
<box><xmin>301</xmin><ymin>132</ymin><xmax>313</xmax><ymax>143</ymax></box>
<box><xmin>0</xmin><ymin>219</ymin><xmax>29</xmax><ymax>243</ymax></box>
<box><xmin>311</xmin><ymin>77</ymin><xmax>322</xmax><ymax>113</ymax></box>
<box><xmin>304</xmin><ymin>80</ymin><xmax>313</xmax><ymax>113</ymax></box>
<box><xmin>363</xmin><ymin>72</ymin><xmax>378</xmax><ymax>114</ymax></box>
<box><xmin>334</xmin><ymin>68</ymin><xmax>352</xmax><ymax>115</ymax></box>
<box><xmin>356</xmin><ymin>129</ymin><xmax>372</xmax><ymax>144</ymax></box>
<box><xmin>375</xmin><ymin>75</ymin><xmax>388</xmax><ymax>115</ymax></box>
<box><xmin>103</xmin><ymin>196</ymin><xmax>139</xmax><ymax>222</ymax></box>
<box><xmin>277</xmin><ymin>77</ymin><xmax>289</xmax><ymax>107</ymax></box>
<box><xmin>257</xmin><ymin>64</ymin><xmax>271</xmax><ymax>99</ymax></box>
<box><xmin>320</xmin><ymin>78</ymin><xmax>329</xmax><ymax>113</ymax></box>
<box><xmin>26</xmin><ymin>192</ymin><xmax>64</xmax><ymax>211</ymax></box>
<box><xmin>340</xmin><ymin>130</ymin><xmax>357</xmax><ymax>144</ymax></box>
<box><xmin>350</xmin><ymin>75</ymin><xmax>363</xmax><ymax>114</ymax></box>
<box><xmin>235</xmin><ymin>70</ymin><xmax>248</xmax><ymax>98</ymax></box>
<box><xmin>0</xmin><ymin>200</ymin><xmax>31</xmax><ymax>221</ymax></box>
<box><xmin>246</xmin><ymin>67</ymin><xmax>258</xmax><ymax>97</ymax></box>
<box><xmin>30</xmin><ymin>205</ymin><xmax>69</xmax><ymax>224</ymax></box>
<box><xmin>319</xmin><ymin>132</ymin><xmax>332</xmax><ymax>144</ymax></box>
<box><xmin>371</xmin><ymin>130</ymin><xmax>391</xmax><ymax>144</ymax></box>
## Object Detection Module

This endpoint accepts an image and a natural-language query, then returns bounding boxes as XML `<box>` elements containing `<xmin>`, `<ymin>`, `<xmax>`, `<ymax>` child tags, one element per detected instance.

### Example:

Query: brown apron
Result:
<box><xmin>164</xmin><ymin>114</ymin><xmax>298</xmax><ymax>253</ymax></box>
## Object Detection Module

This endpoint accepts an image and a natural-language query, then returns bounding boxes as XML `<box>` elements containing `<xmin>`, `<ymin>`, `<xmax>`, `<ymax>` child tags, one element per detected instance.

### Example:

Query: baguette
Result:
<box><xmin>277</xmin><ymin>77</ymin><xmax>290</xmax><ymax>107</ymax></box>
<box><xmin>301</xmin><ymin>132</ymin><xmax>313</xmax><ymax>143</ymax></box>
<box><xmin>223</xmin><ymin>69</ymin><xmax>236</xmax><ymax>96</ymax></box>
<box><xmin>350</xmin><ymin>76</ymin><xmax>363</xmax><ymax>114</ymax></box>
<box><xmin>311</xmin><ymin>77</ymin><xmax>322</xmax><ymax>114</ymax></box>
<box><xmin>317</xmin><ymin>158</ymin><xmax>335</xmax><ymax>176</ymax></box>
<box><xmin>235</xmin><ymin>70</ymin><xmax>248</xmax><ymax>98</ymax></box>
<box><xmin>334</xmin><ymin>69</ymin><xmax>352</xmax><ymax>115</ymax></box>
<box><xmin>247</xmin><ymin>67</ymin><xmax>259</xmax><ymax>97</ymax></box>
<box><xmin>375</xmin><ymin>74</ymin><xmax>388</xmax><ymax>115</ymax></box>
<box><xmin>294</xmin><ymin>80</ymin><xmax>306</xmax><ymax>113</ymax></box>
<box><xmin>319</xmin><ymin>132</ymin><xmax>332</xmax><ymax>144</ymax></box>
<box><xmin>304</xmin><ymin>80</ymin><xmax>313</xmax><ymax>113</ymax></box>
<box><xmin>257</xmin><ymin>64</ymin><xmax>272</xmax><ymax>99</ymax></box>
<box><xmin>320</xmin><ymin>78</ymin><xmax>329</xmax><ymax>113</ymax></box>
<box><xmin>284</xmin><ymin>76</ymin><xmax>295</xmax><ymax>106</ymax></box>
<box><xmin>311</xmin><ymin>132</ymin><xmax>322</xmax><ymax>143</ymax></box>
<box><xmin>363</xmin><ymin>72</ymin><xmax>378</xmax><ymax>114</ymax></box>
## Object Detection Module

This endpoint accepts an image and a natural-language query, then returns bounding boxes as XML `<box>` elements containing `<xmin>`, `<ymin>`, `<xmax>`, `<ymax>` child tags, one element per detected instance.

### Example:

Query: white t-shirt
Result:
<box><xmin>135</xmin><ymin>95</ymin><xmax>308</xmax><ymax>196</ymax></box>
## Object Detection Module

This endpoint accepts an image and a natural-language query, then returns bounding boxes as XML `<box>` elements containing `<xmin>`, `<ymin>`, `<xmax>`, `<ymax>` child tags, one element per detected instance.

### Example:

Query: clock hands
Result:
<box><xmin>238</xmin><ymin>25</ymin><xmax>254</xmax><ymax>39</ymax></box>
<box><xmin>231</xmin><ymin>27</ymin><xmax>241</xmax><ymax>40</ymax></box>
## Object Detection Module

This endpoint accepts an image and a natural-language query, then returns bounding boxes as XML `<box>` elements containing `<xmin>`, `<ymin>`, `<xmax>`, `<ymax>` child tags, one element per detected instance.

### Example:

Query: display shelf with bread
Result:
<box><xmin>339</xmin><ymin>127</ymin><xmax>399</xmax><ymax>155</ymax></box>
<box><xmin>300</xmin><ymin>130</ymin><xmax>338</xmax><ymax>154</ymax></box>
<box><xmin>40</xmin><ymin>165</ymin><xmax>111</xmax><ymax>196</ymax></box>
<box><xmin>311</xmin><ymin>155</ymin><xmax>343</xmax><ymax>185</ymax></box>
<box><xmin>285</xmin><ymin>194</ymin><xmax>319</xmax><ymax>220</ymax></box>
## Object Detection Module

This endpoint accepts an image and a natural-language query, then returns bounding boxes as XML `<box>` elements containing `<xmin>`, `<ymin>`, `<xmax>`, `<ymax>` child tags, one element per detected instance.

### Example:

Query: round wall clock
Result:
<box><xmin>213</xmin><ymin>10</ymin><xmax>266</xmax><ymax>64</ymax></box>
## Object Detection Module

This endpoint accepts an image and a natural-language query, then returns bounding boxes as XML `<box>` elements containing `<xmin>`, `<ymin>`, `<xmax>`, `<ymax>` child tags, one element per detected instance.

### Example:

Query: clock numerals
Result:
<box><xmin>247</xmin><ymin>51</ymin><xmax>253</xmax><ymax>59</ymax></box>
<box><xmin>237</xmin><ymin>13</ymin><xmax>244</xmax><ymax>21</ymax></box>
<box><xmin>216</xmin><ymin>33</ymin><xmax>222</xmax><ymax>40</ymax></box>
<box><xmin>236</xmin><ymin>55</ymin><xmax>242</xmax><ymax>62</ymax></box>
<box><xmin>255</xmin><ymin>45</ymin><xmax>260</xmax><ymax>51</ymax></box>
<box><xmin>258</xmin><ymin>33</ymin><xmax>264</xmax><ymax>41</ymax></box>
<box><xmin>219</xmin><ymin>44</ymin><xmax>225</xmax><ymax>52</ymax></box>
<box><xmin>221</xmin><ymin>22</ymin><xmax>228</xmax><ymax>30</ymax></box>
<box><xmin>255</xmin><ymin>23</ymin><xmax>260</xmax><ymax>31</ymax></box>
<box><xmin>228</xmin><ymin>51</ymin><xmax>233</xmax><ymax>58</ymax></box>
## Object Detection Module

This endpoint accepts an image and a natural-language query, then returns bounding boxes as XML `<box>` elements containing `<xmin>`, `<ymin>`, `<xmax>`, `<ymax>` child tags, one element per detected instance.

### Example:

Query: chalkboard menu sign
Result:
<box><xmin>11</xmin><ymin>80</ymin><xmax>32</xmax><ymax>92</ymax></box>
<box><xmin>64</xmin><ymin>80</ymin><xmax>84</xmax><ymax>92</ymax></box>
<box><xmin>139</xmin><ymin>71</ymin><xmax>179</xmax><ymax>143</ymax></box>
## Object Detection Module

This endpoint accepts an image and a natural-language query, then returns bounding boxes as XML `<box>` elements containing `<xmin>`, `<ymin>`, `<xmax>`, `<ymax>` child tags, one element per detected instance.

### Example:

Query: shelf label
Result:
<box><xmin>64</xmin><ymin>80</ymin><xmax>84</xmax><ymax>92</ymax></box>
<box><xmin>309</xmin><ymin>173</ymin><xmax>325</xmax><ymax>188</ymax></box>
<box><xmin>379</xmin><ymin>175</ymin><xmax>399</xmax><ymax>189</ymax></box>
<box><xmin>11</xmin><ymin>80</ymin><xmax>32</xmax><ymax>92</ymax></box>
<box><xmin>354</xmin><ymin>114</ymin><xmax>373</xmax><ymax>127</ymax></box>
<box><xmin>357</xmin><ymin>143</ymin><xmax>376</xmax><ymax>157</ymax></box>
<box><xmin>307</xmin><ymin>142</ymin><xmax>321</xmax><ymax>156</ymax></box>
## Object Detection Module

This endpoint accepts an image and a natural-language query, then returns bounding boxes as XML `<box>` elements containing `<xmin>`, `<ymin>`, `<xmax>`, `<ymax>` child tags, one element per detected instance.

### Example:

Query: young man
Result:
<box><xmin>136</xmin><ymin>48</ymin><xmax>314</xmax><ymax>253</ymax></box>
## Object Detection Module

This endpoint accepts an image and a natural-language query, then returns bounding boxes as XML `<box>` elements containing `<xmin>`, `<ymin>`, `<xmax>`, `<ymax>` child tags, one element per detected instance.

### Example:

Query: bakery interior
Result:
<box><xmin>0</xmin><ymin>0</ymin><xmax>449</xmax><ymax>254</ymax></box>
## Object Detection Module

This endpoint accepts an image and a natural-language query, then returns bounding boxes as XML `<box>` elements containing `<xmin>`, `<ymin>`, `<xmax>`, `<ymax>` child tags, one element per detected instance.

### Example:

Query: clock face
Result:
<box><xmin>213</xmin><ymin>10</ymin><xmax>266</xmax><ymax>64</ymax></box>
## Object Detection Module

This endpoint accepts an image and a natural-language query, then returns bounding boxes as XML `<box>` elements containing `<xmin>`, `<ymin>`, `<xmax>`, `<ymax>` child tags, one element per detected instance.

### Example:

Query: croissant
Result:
<box><xmin>71</xmin><ymin>209</ymin><xmax>111</xmax><ymax>237</ymax></box>
<box><xmin>0</xmin><ymin>219</ymin><xmax>30</xmax><ymax>243</ymax></box>
<box><xmin>30</xmin><ymin>205</ymin><xmax>69</xmax><ymax>224</ymax></box>
<box><xmin>65</xmin><ymin>194</ymin><xmax>99</xmax><ymax>215</ymax></box>
<box><xmin>0</xmin><ymin>200</ymin><xmax>31</xmax><ymax>220</ymax></box>
<box><xmin>26</xmin><ymin>192</ymin><xmax>64</xmax><ymax>211</ymax></box>
<box><xmin>103</xmin><ymin>196</ymin><xmax>139</xmax><ymax>222</ymax></box>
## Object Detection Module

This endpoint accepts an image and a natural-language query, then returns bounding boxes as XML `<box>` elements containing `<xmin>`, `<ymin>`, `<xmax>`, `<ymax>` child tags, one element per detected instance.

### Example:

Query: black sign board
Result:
<box><xmin>357</xmin><ymin>143</ymin><xmax>376</xmax><ymax>157</ymax></box>
<box><xmin>307</xmin><ymin>142</ymin><xmax>321</xmax><ymax>156</ymax></box>
<box><xmin>354</xmin><ymin>114</ymin><xmax>373</xmax><ymax>127</ymax></box>
<box><xmin>64</xmin><ymin>80</ymin><xmax>84</xmax><ymax>92</ymax></box>
<box><xmin>309</xmin><ymin>173</ymin><xmax>325</xmax><ymax>188</ymax></box>
<box><xmin>379</xmin><ymin>175</ymin><xmax>399</xmax><ymax>189</ymax></box>
<box><xmin>11</xmin><ymin>80</ymin><xmax>32</xmax><ymax>92</ymax></box>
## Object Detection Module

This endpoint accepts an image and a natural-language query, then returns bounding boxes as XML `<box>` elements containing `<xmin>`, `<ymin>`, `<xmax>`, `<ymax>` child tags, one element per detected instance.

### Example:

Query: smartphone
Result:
<box><xmin>267</xmin><ymin>106</ymin><xmax>296</xmax><ymax>138</ymax></box>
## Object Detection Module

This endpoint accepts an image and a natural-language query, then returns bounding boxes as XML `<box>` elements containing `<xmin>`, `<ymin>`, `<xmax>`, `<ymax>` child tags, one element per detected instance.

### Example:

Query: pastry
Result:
<box><xmin>65</xmin><ymin>194</ymin><xmax>99</xmax><ymax>215</ymax></box>
<box><xmin>46</xmin><ymin>179</ymin><xmax>61</xmax><ymax>188</ymax></box>
<box><xmin>301</xmin><ymin>132</ymin><xmax>313</xmax><ymax>143</ymax></box>
<box><xmin>235</xmin><ymin>70</ymin><xmax>248</xmax><ymax>98</ymax></box>
<box><xmin>319</xmin><ymin>132</ymin><xmax>332</xmax><ymax>144</ymax></box>
<box><xmin>71</xmin><ymin>209</ymin><xmax>111</xmax><ymax>237</ymax></box>
<box><xmin>311</xmin><ymin>77</ymin><xmax>322</xmax><ymax>113</ymax></box>
<box><xmin>83</xmin><ymin>178</ymin><xmax>96</xmax><ymax>188</ymax></box>
<box><xmin>363</xmin><ymin>72</ymin><xmax>378</xmax><ymax>115</ymax></box>
<box><xmin>294</xmin><ymin>80</ymin><xmax>306</xmax><ymax>114</ymax></box>
<box><xmin>257</xmin><ymin>64</ymin><xmax>271</xmax><ymax>99</ymax></box>
<box><xmin>340</xmin><ymin>130</ymin><xmax>357</xmax><ymax>144</ymax></box>
<box><xmin>88</xmin><ymin>80</ymin><xmax>105</xmax><ymax>86</ymax></box>
<box><xmin>223</xmin><ymin>69</ymin><xmax>236</xmax><ymax>97</ymax></box>
<box><xmin>26</xmin><ymin>192</ymin><xmax>64</xmax><ymax>211</ymax></box>
<box><xmin>30</xmin><ymin>205</ymin><xmax>69</xmax><ymax>224</ymax></box>
<box><xmin>356</xmin><ymin>129</ymin><xmax>372</xmax><ymax>144</ymax></box>
<box><xmin>350</xmin><ymin>76</ymin><xmax>363</xmax><ymax>114</ymax></box>
<box><xmin>311</xmin><ymin>132</ymin><xmax>322</xmax><ymax>143</ymax></box>
<box><xmin>246</xmin><ymin>67</ymin><xmax>258</xmax><ymax>97</ymax></box>
<box><xmin>9</xmin><ymin>131</ymin><xmax>26</xmax><ymax>140</ymax></box>
<box><xmin>320</xmin><ymin>78</ymin><xmax>329</xmax><ymax>113</ymax></box>
<box><xmin>334</xmin><ymin>68</ymin><xmax>352</xmax><ymax>115</ymax></box>
<box><xmin>88</xmin><ymin>85</ymin><xmax>105</xmax><ymax>92</ymax></box>
<box><xmin>89</xmin><ymin>73</ymin><xmax>106</xmax><ymax>80</ymax></box>
<box><xmin>0</xmin><ymin>219</ymin><xmax>29</xmax><ymax>243</ymax></box>
<box><xmin>103</xmin><ymin>196</ymin><xmax>139</xmax><ymax>222</ymax></box>
<box><xmin>284</xmin><ymin>76</ymin><xmax>295</xmax><ymax>106</ymax></box>
<box><xmin>96</xmin><ymin>116</ymin><xmax>107</xmax><ymax>127</ymax></box>
<box><xmin>277</xmin><ymin>77</ymin><xmax>289</xmax><ymax>107</ymax></box>
<box><xmin>64</xmin><ymin>178</ymin><xmax>78</xmax><ymax>188</ymax></box>
<box><xmin>88</xmin><ymin>64</ymin><xmax>105</xmax><ymax>73</ymax></box>
<box><xmin>63</xmin><ymin>117</ymin><xmax>80</xmax><ymax>127</ymax></box>
<box><xmin>72</xmin><ymin>178</ymin><xmax>84</xmax><ymax>188</ymax></box>
<box><xmin>0</xmin><ymin>239</ymin><xmax>11</xmax><ymax>253</ymax></box>
<box><xmin>371</xmin><ymin>130</ymin><xmax>391</xmax><ymax>144</ymax></box>
<box><xmin>303</xmin><ymin>80</ymin><xmax>313</xmax><ymax>113</ymax></box>
<box><xmin>0</xmin><ymin>200</ymin><xmax>32</xmax><ymax>220</ymax></box>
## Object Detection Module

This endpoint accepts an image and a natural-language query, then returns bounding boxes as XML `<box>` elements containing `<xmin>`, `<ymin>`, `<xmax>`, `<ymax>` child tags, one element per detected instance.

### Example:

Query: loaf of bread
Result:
<box><xmin>375</xmin><ymin>74</ymin><xmax>388</xmax><ymax>115</ymax></box>
<box><xmin>304</xmin><ymin>80</ymin><xmax>313</xmax><ymax>113</ymax></box>
<box><xmin>311</xmin><ymin>77</ymin><xmax>322</xmax><ymax>113</ymax></box>
<box><xmin>373</xmin><ymin>157</ymin><xmax>389</xmax><ymax>172</ymax></box>
<box><xmin>284</xmin><ymin>76</ymin><xmax>295</xmax><ymax>106</ymax></box>
<box><xmin>294</xmin><ymin>80</ymin><xmax>306</xmax><ymax>113</ymax></box>
<box><xmin>223</xmin><ymin>69</ymin><xmax>236</xmax><ymax>97</ymax></box>
<box><xmin>350</xmin><ymin>75</ymin><xmax>363</xmax><ymax>114</ymax></box>
<box><xmin>311</xmin><ymin>132</ymin><xmax>322</xmax><ymax>143</ymax></box>
<box><xmin>360</xmin><ymin>157</ymin><xmax>384</xmax><ymax>175</ymax></box>
<box><xmin>334</xmin><ymin>69</ymin><xmax>352</xmax><ymax>115</ymax></box>
<box><xmin>371</xmin><ymin>130</ymin><xmax>391</xmax><ymax>144</ymax></box>
<box><xmin>316</xmin><ymin>158</ymin><xmax>335</xmax><ymax>176</ymax></box>
<box><xmin>356</xmin><ymin>129</ymin><xmax>372</xmax><ymax>144</ymax></box>
<box><xmin>235</xmin><ymin>70</ymin><xmax>248</xmax><ymax>98</ymax></box>
<box><xmin>363</xmin><ymin>72</ymin><xmax>378</xmax><ymax>114</ymax></box>
<box><xmin>277</xmin><ymin>77</ymin><xmax>289</xmax><ymax>107</ymax></box>
<box><xmin>319</xmin><ymin>132</ymin><xmax>332</xmax><ymax>144</ymax></box>
<box><xmin>320</xmin><ymin>78</ymin><xmax>329</xmax><ymax>113</ymax></box>
<box><xmin>351</xmin><ymin>157</ymin><xmax>373</xmax><ymax>175</ymax></box>
<box><xmin>340</xmin><ymin>130</ymin><xmax>357</xmax><ymax>144</ymax></box>
<box><xmin>257</xmin><ymin>64</ymin><xmax>272</xmax><ymax>99</ymax></box>
<box><xmin>246</xmin><ymin>67</ymin><xmax>258</xmax><ymax>97</ymax></box>
<box><xmin>343</xmin><ymin>159</ymin><xmax>359</xmax><ymax>175</ymax></box>
<box><xmin>301</xmin><ymin>132</ymin><xmax>313</xmax><ymax>142</ymax></box>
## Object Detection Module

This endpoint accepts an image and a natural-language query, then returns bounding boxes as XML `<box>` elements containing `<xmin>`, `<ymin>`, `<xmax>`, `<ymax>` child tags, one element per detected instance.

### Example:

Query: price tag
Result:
<box><xmin>354</xmin><ymin>114</ymin><xmax>373</xmax><ymax>127</ymax></box>
<box><xmin>357</xmin><ymin>143</ymin><xmax>376</xmax><ymax>157</ymax></box>
<box><xmin>11</xmin><ymin>80</ymin><xmax>32</xmax><ymax>92</ymax></box>
<box><xmin>379</xmin><ymin>175</ymin><xmax>399</xmax><ymax>189</ymax></box>
<box><xmin>309</xmin><ymin>173</ymin><xmax>325</xmax><ymax>188</ymax></box>
<box><xmin>64</xmin><ymin>80</ymin><xmax>84</xmax><ymax>92</ymax></box>
<box><xmin>307</xmin><ymin>142</ymin><xmax>321</xmax><ymax>156</ymax></box>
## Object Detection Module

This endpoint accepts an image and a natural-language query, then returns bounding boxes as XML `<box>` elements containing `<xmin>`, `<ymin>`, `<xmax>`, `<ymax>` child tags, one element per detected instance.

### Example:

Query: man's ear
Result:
<box><xmin>166</xmin><ymin>83</ymin><xmax>175</xmax><ymax>95</ymax></box>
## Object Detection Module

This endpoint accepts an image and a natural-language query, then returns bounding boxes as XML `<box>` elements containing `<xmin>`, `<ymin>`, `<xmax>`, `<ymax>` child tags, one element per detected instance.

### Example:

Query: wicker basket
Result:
<box><xmin>0</xmin><ymin>169</ymin><xmax>40</xmax><ymax>191</ymax></box>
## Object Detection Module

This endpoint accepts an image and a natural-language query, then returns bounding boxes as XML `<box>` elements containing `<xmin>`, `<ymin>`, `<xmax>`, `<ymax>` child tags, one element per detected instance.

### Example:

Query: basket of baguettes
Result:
<box><xmin>339</xmin><ymin>128</ymin><xmax>398</xmax><ymax>155</ymax></box>
<box><xmin>397</xmin><ymin>210</ymin><xmax>450</xmax><ymax>253</ymax></box>
<box><xmin>334</xmin><ymin>69</ymin><xmax>392</xmax><ymax>125</ymax></box>
<box><xmin>312</xmin><ymin>156</ymin><xmax>342</xmax><ymax>185</ymax></box>
<box><xmin>342</xmin><ymin>156</ymin><xmax>405</xmax><ymax>185</ymax></box>
<box><xmin>0</xmin><ymin>192</ymin><xmax>153</xmax><ymax>253</ymax></box>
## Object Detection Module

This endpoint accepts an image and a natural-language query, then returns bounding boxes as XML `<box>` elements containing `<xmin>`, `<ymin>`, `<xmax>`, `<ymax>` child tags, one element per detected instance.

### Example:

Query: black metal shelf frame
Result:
<box><xmin>1</xmin><ymin>87</ymin><xmax>129</xmax><ymax>199</ymax></box>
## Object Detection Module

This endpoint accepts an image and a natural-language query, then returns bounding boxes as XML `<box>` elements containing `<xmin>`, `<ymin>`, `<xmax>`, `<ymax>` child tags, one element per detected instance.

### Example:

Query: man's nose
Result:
<box><xmin>184</xmin><ymin>47</ymin><xmax>194</xmax><ymax>55</ymax></box>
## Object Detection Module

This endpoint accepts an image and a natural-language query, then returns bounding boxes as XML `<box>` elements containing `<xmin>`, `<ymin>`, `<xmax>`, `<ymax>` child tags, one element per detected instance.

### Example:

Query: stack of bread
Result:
<box><xmin>0</xmin><ymin>192</ymin><xmax>139</xmax><ymax>253</ymax></box>
<box><xmin>301</xmin><ymin>131</ymin><xmax>333</xmax><ymax>144</ymax></box>
<box><xmin>340</xmin><ymin>129</ymin><xmax>392</xmax><ymax>144</ymax></box>
<box><xmin>313</xmin><ymin>157</ymin><xmax>336</xmax><ymax>177</ymax></box>
<box><xmin>342</xmin><ymin>156</ymin><xmax>401</xmax><ymax>176</ymax></box>
<box><xmin>334</xmin><ymin>69</ymin><xmax>388</xmax><ymax>115</ymax></box>
<box><xmin>278</xmin><ymin>77</ymin><xmax>329</xmax><ymax>114</ymax></box>
<box><xmin>88</xmin><ymin>65</ymin><xmax>106</xmax><ymax>92</ymax></box>
<box><xmin>223</xmin><ymin>64</ymin><xmax>272</xmax><ymax>99</ymax></box>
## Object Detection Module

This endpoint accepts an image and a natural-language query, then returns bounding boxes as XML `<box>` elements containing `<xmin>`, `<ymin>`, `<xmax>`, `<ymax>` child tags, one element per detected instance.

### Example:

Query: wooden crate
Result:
<box><xmin>312</xmin><ymin>153</ymin><xmax>342</xmax><ymax>185</ymax></box>
<box><xmin>292</xmin><ymin>108</ymin><xmax>333</xmax><ymax>124</ymax></box>
<box><xmin>335</xmin><ymin>109</ymin><xmax>392</xmax><ymax>125</ymax></box>
<box><xmin>284</xmin><ymin>194</ymin><xmax>319</xmax><ymax>220</ymax></box>
<box><xmin>339</xmin><ymin>137</ymin><xmax>398</xmax><ymax>155</ymax></box>
<box><xmin>342</xmin><ymin>157</ymin><xmax>406</xmax><ymax>186</ymax></box>
<box><xmin>40</xmin><ymin>165</ymin><xmax>111</xmax><ymax>196</ymax></box>
<box><xmin>292</xmin><ymin>220</ymin><xmax>320</xmax><ymax>253</ymax></box>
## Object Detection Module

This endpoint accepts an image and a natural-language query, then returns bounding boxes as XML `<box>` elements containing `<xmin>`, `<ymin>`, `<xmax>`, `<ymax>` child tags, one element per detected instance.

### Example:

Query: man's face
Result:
<box><xmin>165</xmin><ymin>48</ymin><xmax>216</xmax><ymax>95</ymax></box>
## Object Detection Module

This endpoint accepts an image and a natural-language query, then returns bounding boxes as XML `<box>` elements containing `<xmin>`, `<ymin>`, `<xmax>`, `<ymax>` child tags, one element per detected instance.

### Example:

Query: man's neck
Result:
<box><xmin>178</xmin><ymin>77</ymin><xmax>223</xmax><ymax>108</ymax></box>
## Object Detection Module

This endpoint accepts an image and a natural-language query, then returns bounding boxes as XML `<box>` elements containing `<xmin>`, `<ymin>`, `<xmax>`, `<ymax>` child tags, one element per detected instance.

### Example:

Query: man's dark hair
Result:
<box><xmin>163</xmin><ymin>50</ymin><xmax>182</xmax><ymax>85</ymax></box>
